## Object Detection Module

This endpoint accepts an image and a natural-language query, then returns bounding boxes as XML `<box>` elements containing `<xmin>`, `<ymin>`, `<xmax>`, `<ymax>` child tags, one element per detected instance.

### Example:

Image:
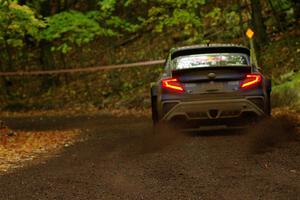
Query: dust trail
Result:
<box><xmin>138</xmin><ymin>123</ymin><xmax>187</xmax><ymax>154</ymax></box>
<box><xmin>246</xmin><ymin>114</ymin><xmax>300</xmax><ymax>154</ymax></box>
<box><xmin>118</xmin><ymin>123</ymin><xmax>187</xmax><ymax>156</ymax></box>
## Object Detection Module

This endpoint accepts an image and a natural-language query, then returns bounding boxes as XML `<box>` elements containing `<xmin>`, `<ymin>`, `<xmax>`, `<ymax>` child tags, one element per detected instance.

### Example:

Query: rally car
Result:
<box><xmin>150</xmin><ymin>44</ymin><xmax>271</xmax><ymax>131</ymax></box>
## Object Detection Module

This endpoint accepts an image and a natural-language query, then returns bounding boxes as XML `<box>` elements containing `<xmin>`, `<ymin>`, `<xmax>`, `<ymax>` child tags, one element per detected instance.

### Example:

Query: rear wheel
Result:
<box><xmin>265</xmin><ymin>79</ymin><xmax>272</xmax><ymax>116</ymax></box>
<box><xmin>266</xmin><ymin>94</ymin><xmax>271</xmax><ymax>116</ymax></box>
<box><xmin>151</xmin><ymin>95</ymin><xmax>159</xmax><ymax>125</ymax></box>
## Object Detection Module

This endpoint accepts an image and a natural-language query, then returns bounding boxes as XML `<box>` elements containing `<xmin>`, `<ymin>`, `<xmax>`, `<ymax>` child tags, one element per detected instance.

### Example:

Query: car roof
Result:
<box><xmin>170</xmin><ymin>44</ymin><xmax>250</xmax><ymax>59</ymax></box>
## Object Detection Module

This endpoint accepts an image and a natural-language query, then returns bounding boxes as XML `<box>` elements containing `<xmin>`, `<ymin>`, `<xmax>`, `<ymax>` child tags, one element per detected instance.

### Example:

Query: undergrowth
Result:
<box><xmin>0</xmin><ymin>31</ymin><xmax>299</xmax><ymax>112</ymax></box>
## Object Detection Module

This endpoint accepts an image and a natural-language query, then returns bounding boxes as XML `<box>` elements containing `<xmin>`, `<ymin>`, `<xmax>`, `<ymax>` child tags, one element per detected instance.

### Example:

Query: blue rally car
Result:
<box><xmin>150</xmin><ymin>44</ymin><xmax>271</xmax><ymax>131</ymax></box>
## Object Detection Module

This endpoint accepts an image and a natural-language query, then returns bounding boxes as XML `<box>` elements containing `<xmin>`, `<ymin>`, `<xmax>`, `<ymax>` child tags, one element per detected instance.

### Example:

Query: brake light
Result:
<box><xmin>162</xmin><ymin>78</ymin><xmax>184</xmax><ymax>92</ymax></box>
<box><xmin>241</xmin><ymin>74</ymin><xmax>262</xmax><ymax>88</ymax></box>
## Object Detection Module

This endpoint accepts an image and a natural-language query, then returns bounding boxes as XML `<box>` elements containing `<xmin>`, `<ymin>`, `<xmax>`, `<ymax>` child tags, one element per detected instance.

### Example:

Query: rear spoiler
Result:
<box><xmin>172</xmin><ymin>66</ymin><xmax>253</xmax><ymax>82</ymax></box>
<box><xmin>172</xmin><ymin>66</ymin><xmax>252</xmax><ymax>76</ymax></box>
<box><xmin>171</xmin><ymin>47</ymin><xmax>250</xmax><ymax>60</ymax></box>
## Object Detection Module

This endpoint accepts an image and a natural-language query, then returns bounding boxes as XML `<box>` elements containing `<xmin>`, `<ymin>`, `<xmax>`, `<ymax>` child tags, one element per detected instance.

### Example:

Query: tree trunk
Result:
<box><xmin>291</xmin><ymin>0</ymin><xmax>300</xmax><ymax>21</ymax></box>
<box><xmin>250</xmin><ymin>0</ymin><xmax>268</xmax><ymax>49</ymax></box>
<box><xmin>39</xmin><ymin>40</ymin><xmax>55</xmax><ymax>69</ymax></box>
<box><xmin>18</xmin><ymin>0</ymin><xmax>27</xmax><ymax>5</ymax></box>
<box><xmin>38</xmin><ymin>0</ymin><xmax>56</xmax><ymax>69</ymax></box>
<box><xmin>236</xmin><ymin>0</ymin><xmax>247</xmax><ymax>46</ymax></box>
<box><xmin>86</xmin><ymin>0</ymin><xmax>100</xmax><ymax>10</ymax></box>
<box><xmin>3</xmin><ymin>38</ymin><xmax>12</xmax><ymax>71</ymax></box>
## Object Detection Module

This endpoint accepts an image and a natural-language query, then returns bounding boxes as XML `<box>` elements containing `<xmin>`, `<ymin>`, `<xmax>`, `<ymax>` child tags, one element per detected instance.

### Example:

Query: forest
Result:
<box><xmin>0</xmin><ymin>0</ymin><xmax>299</xmax><ymax>111</ymax></box>
<box><xmin>1</xmin><ymin>1</ymin><xmax>300</xmax><ymax>195</ymax></box>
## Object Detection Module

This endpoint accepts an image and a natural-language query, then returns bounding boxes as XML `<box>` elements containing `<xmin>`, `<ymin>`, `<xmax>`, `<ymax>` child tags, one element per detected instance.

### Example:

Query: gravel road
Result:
<box><xmin>0</xmin><ymin>113</ymin><xmax>299</xmax><ymax>200</ymax></box>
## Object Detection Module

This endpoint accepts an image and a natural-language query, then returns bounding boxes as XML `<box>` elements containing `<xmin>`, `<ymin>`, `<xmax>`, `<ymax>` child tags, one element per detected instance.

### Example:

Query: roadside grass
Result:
<box><xmin>262</xmin><ymin>32</ymin><xmax>300</xmax><ymax>112</ymax></box>
<box><xmin>271</xmin><ymin>72</ymin><xmax>300</xmax><ymax>111</ymax></box>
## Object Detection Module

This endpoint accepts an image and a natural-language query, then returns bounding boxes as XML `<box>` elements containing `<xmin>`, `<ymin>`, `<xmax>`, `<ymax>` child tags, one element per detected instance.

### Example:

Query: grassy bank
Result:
<box><xmin>272</xmin><ymin>71</ymin><xmax>300</xmax><ymax>111</ymax></box>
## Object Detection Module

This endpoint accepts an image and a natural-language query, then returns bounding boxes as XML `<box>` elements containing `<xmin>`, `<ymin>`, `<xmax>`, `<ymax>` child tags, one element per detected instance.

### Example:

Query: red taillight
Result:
<box><xmin>241</xmin><ymin>74</ymin><xmax>262</xmax><ymax>88</ymax></box>
<box><xmin>162</xmin><ymin>78</ymin><xmax>184</xmax><ymax>92</ymax></box>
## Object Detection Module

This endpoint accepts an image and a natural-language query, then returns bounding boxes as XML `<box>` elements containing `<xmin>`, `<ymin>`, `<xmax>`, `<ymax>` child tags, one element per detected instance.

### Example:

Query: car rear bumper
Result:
<box><xmin>161</xmin><ymin>97</ymin><xmax>266</xmax><ymax>130</ymax></box>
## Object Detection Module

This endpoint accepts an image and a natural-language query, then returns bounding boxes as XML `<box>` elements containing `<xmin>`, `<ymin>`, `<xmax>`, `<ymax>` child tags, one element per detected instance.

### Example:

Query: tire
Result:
<box><xmin>151</xmin><ymin>95</ymin><xmax>159</xmax><ymax>125</ymax></box>
<box><xmin>265</xmin><ymin>79</ymin><xmax>272</xmax><ymax>116</ymax></box>
<box><xmin>266</xmin><ymin>93</ymin><xmax>271</xmax><ymax>116</ymax></box>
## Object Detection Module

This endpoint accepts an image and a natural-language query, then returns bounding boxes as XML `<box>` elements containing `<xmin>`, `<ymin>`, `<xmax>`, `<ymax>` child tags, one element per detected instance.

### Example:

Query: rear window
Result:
<box><xmin>172</xmin><ymin>53</ymin><xmax>249</xmax><ymax>70</ymax></box>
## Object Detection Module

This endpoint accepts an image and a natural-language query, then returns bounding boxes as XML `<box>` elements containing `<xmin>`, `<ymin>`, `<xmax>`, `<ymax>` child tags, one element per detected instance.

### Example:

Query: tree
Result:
<box><xmin>291</xmin><ymin>0</ymin><xmax>300</xmax><ymax>20</ymax></box>
<box><xmin>250</xmin><ymin>0</ymin><xmax>268</xmax><ymax>49</ymax></box>
<box><xmin>41</xmin><ymin>11</ymin><xmax>116</xmax><ymax>55</ymax></box>
<box><xmin>139</xmin><ymin>0</ymin><xmax>207</xmax><ymax>44</ymax></box>
<box><xmin>0</xmin><ymin>0</ymin><xmax>45</xmax><ymax>70</ymax></box>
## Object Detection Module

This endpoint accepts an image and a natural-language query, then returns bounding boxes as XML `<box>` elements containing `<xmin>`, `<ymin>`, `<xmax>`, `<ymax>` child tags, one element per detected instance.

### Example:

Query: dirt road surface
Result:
<box><xmin>0</xmin><ymin>113</ymin><xmax>299</xmax><ymax>200</ymax></box>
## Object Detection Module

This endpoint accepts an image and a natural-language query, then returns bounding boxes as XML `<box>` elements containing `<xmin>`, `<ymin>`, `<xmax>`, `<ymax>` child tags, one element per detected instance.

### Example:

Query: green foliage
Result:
<box><xmin>0</xmin><ymin>0</ymin><xmax>143</xmax><ymax>59</ymax></box>
<box><xmin>98</xmin><ymin>0</ymin><xmax>116</xmax><ymax>13</ymax></box>
<box><xmin>270</xmin><ymin>0</ymin><xmax>292</xmax><ymax>11</ymax></box>
<box><xmin>272</xmin><ymin>72</ymin><xmax>300</xmax><ymax>108</ymax></box>
<box><xmin>144</xmin><ymin>0</ymin><xmax>206</xmax><ymax>43</ymax></box>
<box><xmin>41</xmin><ymin>11</ymin><xmax>116</xmax><ymax>54</ymax></box>
<box><xmin>105</xmin><ymin>16</ymin><xmax>140</xmax><ymax>33</ymax></box>
<box><xmin>204</xmin><ymin>6</ymin><xmax>242</xmax><ymax>40</ymax></box>
<box><xmin>0</xmin><ymin>1</ymin><xmax>45</xmax><ymax>67</ymax></box>
<box><xmin>0</xmin><ymin>1</ymin><xmax>45</xmax><ymax>44</ymax></box>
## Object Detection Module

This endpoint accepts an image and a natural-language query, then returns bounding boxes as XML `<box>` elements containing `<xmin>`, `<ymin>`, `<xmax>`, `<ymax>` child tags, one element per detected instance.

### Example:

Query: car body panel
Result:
<box><xmin>151</xmin><ymin>44</ymin><xmax>271</xmax><ymax>130</ymax></box>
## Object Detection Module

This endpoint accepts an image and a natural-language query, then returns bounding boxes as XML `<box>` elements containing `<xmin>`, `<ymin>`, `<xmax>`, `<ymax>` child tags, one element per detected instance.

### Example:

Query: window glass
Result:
<box><xmin>172</xmin><ymin>53</ymin><xmax>249</xmax><ymax>70</ymax></box>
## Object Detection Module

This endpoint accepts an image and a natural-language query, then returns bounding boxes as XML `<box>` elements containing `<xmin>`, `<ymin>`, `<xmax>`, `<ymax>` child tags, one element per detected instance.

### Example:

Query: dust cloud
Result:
<box><xmin>138</xmin><ymin>123</ymin><xmax>187</xmax><ymax>154</ymax></box>
<box><xmin>246</xmin><ymin>114</ymin><xmax>299</xmax><ymax>154</ymax></box>
<box><xmin>128</xmin><ymin>114</ymin><xmax>299</xmax><ymax>155</ymax></box>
